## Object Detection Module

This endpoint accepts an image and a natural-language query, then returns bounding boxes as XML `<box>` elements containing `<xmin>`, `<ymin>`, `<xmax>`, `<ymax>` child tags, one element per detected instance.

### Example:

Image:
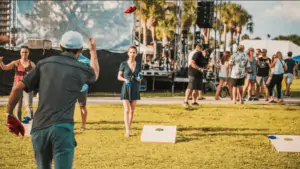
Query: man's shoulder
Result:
<box><xmin>193</xmin><ymin>51</ymin><xmax>203</xmax><ymax>57</ymax></box>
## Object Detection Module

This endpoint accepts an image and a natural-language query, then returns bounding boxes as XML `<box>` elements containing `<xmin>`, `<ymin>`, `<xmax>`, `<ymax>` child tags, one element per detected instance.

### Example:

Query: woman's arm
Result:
<box><xmin>269</xmin><ymin>58</ymin><xmax>277</xmax><ymax>68</ymax></box>
<box><xmin>117</xmin><ymin>71</ymin><xmax>128</xmax><ymax>83</ymax></box>
<box><xmin>0</xmin><ymin>58</ymin><xmax>17</xmax><ymax>71</ymax></box>
<box><xmin>31</xmin><ymin>61</ymin><xmax>36</xmax><ymax>68</ymax></box>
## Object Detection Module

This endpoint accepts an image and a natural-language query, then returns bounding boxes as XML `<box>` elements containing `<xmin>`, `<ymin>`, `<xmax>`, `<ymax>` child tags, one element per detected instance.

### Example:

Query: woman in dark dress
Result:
<box><xmin>117</xmin><ymin>46</ymin><xmax>143</xmax><ymax>137</ymax></box>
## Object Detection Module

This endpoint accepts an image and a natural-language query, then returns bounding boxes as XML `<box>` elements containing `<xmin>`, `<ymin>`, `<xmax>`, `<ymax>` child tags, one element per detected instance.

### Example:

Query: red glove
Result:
<box><xmin>124</xmin><ymin>6</ymin><xmax>136</xmax><ymax>14</ymax></box>
<box><xmin>6</xmin><ymin>114</ymin><xmax>25</xmax><ymax>136</ymax></box>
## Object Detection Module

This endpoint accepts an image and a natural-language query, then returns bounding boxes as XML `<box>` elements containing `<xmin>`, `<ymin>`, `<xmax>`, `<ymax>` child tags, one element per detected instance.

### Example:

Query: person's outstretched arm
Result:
<box><xmin>0</xmin><ymin>57</ymin><xmax>17</xmax><ymax>71</ymax></box>
<box><xmin>89</xmin><ymin>38</ymin><xmax>100</xmax><ymax>81</ymax></box>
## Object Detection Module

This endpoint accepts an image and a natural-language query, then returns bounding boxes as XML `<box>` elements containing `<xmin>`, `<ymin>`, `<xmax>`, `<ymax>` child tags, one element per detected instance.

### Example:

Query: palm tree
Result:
<box><xmin>235</xmin><ymin>10</ymin><xmax>254</xmax><ymax>45</ymax></box>
<box><xmin>181</xmin><ymin>0</ymin><xmax>197</xmax><ymax>31</ymax></box>
<box><xmin>253</xmin><ymin>36</ymin><xmax>261</xmax><ymax>40</ymax></box>
<box><xmin>212</xmin><ymin>16</ymin><xmax>224</xmax><ymax>47</ymax></box>
<box><xmin>146</xmin><ymin>0</ymin><xmax>166</xmax><ymax>58</ymax></box>
<box><xmin>241</xmin><ymin>34</ymin><xmax>250</xmax><ymax>40</ymax></box>
<box><xmin>218</xmin><ymin>2</ymin><xmax>232</xmax><ymax>52</ymax></box>
<box><xmin>156</xmin><ymin>3</ymin><xmax>177</xmax><ymax>47</ymax></box>
<box><xmin>227</xmin><ymin>3</ymin><xmax>253</xmax><ymax>52</ymax></box>
<box><xmin>135</xmin><ymin>0</ymin><xmax>150</xmax><ymax>47</ymax></box>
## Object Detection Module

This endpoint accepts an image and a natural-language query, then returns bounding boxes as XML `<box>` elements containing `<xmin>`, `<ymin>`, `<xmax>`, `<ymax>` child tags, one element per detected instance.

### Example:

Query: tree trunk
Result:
<box><xmin>230</xmin><ymin>30</ymin><xmax>234</xmax><ymax>53</ymax></box>
<box><xmin>162</xmin><ymin>31</ymin><xmax>168</xmax><ymax>57</ymax></box>
<box><xmin>150</xmin><ymin>26</ymin><xmax>157</xmax><ymax>60</ymax></box>
<box><xmin>192</xmin><ymin>24</ymin><xmax>196</xmax><ymax>50</ymax></box>
<box><xmin>205</xmin><ymin>28</ymin><xmax>210</xmax><ymax>44</ymax></box>
<box><xmin>223</xmin><ymin>23</ymin><xmax>227</xmax><ymax>52</ymax></box>
<box><xmin>218</xmin><ymin>31</ymin><xmax>222</xmax><ymax>48</ymax></box>
<box><xmin>142</xmin><ymin>19</ymin><xmax>147</xmax><ymax>46</ymax></box>
<box><xmin>142</xmin><ymin>19</ymin><xmax>147</xmax><ymax>62</ymax></box>
<box><xmin>237</xmin><ymin>33</ymin><xmax>241</xmax><ymax>46</ymax></box>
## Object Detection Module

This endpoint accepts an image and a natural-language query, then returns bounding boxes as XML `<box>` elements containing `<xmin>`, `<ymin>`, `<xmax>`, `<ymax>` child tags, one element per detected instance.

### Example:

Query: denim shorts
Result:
<box><xmin>247</xmin><ymin>74</ymin><xmax>256</xmax><ymax>80</ymax></box>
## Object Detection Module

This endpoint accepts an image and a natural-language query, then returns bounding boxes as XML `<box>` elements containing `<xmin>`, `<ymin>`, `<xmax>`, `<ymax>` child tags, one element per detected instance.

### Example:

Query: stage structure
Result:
<box><xmin>13</xmin><ymin>0</ymin><xmax>134</xmax><ymax>52</ymax></box>
<box><xmin>140</xmin><ymin>0</ymin><xmax>218</xmax><ymax>93</ymax></box>
<box><xmin>0</xmin><ymin>0</ymin><xmax>17</xmax><ymax>49</ymax></box>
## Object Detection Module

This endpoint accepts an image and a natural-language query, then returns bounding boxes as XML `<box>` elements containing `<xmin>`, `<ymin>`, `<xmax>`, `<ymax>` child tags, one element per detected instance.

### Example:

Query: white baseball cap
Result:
<box><xmin>60</xmin><ymin>31</ymin><xmax>83</xmax><ymax>49</ymax></box>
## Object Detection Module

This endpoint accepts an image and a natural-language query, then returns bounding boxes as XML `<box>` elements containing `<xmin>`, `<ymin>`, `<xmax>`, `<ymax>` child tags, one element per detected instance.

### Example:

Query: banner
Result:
<box><xmin>16</xmin><ymin>0</ymin><xmax>135</xmax><ymax>52</ymax></box>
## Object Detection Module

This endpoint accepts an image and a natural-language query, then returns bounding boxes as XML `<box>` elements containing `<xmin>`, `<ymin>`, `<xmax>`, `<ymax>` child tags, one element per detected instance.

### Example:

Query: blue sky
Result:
<box><xmin>235</xmin><ymin>1</ymin><xmax>300</xmax><ymax>39</ymax></box>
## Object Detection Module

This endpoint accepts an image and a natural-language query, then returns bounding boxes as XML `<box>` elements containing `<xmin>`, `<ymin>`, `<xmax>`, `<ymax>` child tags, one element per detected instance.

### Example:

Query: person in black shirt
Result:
<box><xmin>5</xmin><ymin>31</ymin><xmax>99</xmax><ymax>169</ymax></box>
<box><xmin>255</xmin><ymin>48</ymin><xmax>271</xmax><ymax>101</ymax></box>
<box><xmin>183</xmin><ymin>44</ymin><xmax>205</xmax><ymax>107</ymax></box>
<box><xmin>283</xmin><ymin>51</ymin><xmax>296</xmax><ymax>96</ymax></box>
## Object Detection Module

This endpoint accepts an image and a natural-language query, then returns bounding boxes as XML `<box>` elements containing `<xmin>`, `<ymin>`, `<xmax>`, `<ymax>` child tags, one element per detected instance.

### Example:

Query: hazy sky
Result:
<box><xmin>234</xmin><ymin>1</ymin><xmax>300</xmax><ymax>39</ymax></box>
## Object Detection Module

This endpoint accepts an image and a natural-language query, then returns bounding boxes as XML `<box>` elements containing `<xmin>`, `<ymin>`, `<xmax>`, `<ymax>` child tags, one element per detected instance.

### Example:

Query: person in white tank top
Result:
<box><xmin>267</xmin><ymin>51</ymin><xmax>287</xmax><ymax>103</ymax></box>
<box><xmin>215</xmin><ymin>52</ymin><xmax>230</xmax><ymax>100</ymax></box>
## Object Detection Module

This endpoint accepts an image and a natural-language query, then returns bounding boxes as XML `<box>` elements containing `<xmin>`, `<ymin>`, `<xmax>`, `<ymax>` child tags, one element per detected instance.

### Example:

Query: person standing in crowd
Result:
<box><xmin>188</xmin><ymin>44</ymin><xmax>198</xmax><ymax>66</ymax></box>
<box><xmin>183</xmin><ymin>44</ymin><xmax>206</xmax><ymax>107</ymax></box>
<box><xmin>118</xmin><ymin>46</ymin><xmax>142</xmax><ymax>137</ymax></box>
<box><xmin>229</xmin><ymin>45</ymin><xmax>250</xmax><ymax>104</ymax></box>
<box><xmin>242</xmin><ymin>48</ymin><xmax>257</xmax><ymax>101</ymax></box>
<box><xmin>255</xmin><ymin>48</ymin><xmax>261</xmax><ymax>59</ymax></box>
<box><xmin>267</xmin><ymin>51</ymin><xmax>286</xmax><ymax>103</ymax></box>
<box><xmin>0</xmin><ymin>46</ymin><xmax>35</xmax><ymax>123</ymax></box>
<box><xmin>187</xmin><ymin>44</ymin><xmax>205</xmax><ymax>100</ymax></box>
<box><xmin>256</xmin><ymin>49</ymin><xmax>271</xmax><ymax>101</ymax></box>
<box><xmin>215</xmin><ymin>51</ymin><xmax>230</xmax><ymax>100</ymax></box>
<box><xmin>77</xmin><ymin>54</ymin><xmax>91</xmax><ymax>130</ymax></box>
<box><xmin>5</xmin><ymin>31</ymin><xmax>99</xmax><ymax>169</ymax></box>
<box><xmin>284</xmin><ymin>51</ymin><xmax>296</xmax><ymax>96</ymax></box>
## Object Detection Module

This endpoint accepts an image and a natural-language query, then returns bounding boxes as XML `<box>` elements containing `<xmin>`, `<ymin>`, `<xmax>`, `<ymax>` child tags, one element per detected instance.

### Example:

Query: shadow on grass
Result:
<box><xmin>176</xmin><ymin>132</ymin><xmax>271</xmax><ymax>143</ymax></box>
<box><xmin>176</xmin><ymin>127</ymin><xmax>271</xmax><ymax>143</ymax></box>
<box><xmin>75</xmin><ymin>120</ymin><xmax>168</xmax><ymax>125</ymax></box>
<box><xmin>178</xmin><ymin>127</ymin><xmax>268</xmax><ymax>132</ymax></box>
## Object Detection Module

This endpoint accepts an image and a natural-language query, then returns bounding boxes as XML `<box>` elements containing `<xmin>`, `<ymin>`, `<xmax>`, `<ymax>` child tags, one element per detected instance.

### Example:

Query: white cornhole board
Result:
<box><xmin>141</xmin><ymin>125</ymin><xmax>177</xmax><ymax>143</ymax></box>
<box><xmin>23</xmin><ymin>121</ymin><xmax>33</xmax><ymax>136</ymax></box>
<box><xmin>268</xmin><ymin>135</ymin><xmax>300</xmax><ymax>153</ymax></box>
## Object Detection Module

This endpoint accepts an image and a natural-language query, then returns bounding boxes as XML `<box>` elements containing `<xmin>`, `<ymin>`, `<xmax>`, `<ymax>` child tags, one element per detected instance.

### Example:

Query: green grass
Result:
<box><xmin>0</xmin><ymin>104</ymin><xmax>300</xmax><ymax>169</ymax></box>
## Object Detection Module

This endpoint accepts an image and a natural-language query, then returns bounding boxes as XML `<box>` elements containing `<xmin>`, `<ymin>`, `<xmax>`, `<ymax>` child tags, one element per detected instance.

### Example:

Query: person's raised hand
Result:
<box><xmin>89</xmin><ymin>38</ymin><xmax>96</xmax><ymax>52</ymax></box>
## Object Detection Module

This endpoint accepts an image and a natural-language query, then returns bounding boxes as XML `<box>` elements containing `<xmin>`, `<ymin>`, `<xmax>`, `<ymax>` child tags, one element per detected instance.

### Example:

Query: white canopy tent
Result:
<box><xmin>238</xmin><ymin>40</ymin><xmax>300</xmax><ymax>59</ymax></box>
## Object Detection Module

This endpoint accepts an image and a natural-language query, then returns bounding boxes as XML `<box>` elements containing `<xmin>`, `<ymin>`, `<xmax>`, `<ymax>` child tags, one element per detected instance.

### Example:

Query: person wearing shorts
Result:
<box><xmin>77</xmin><ymin>54</ymin><xmax>91</xmax><ymax>130</ymax></box>
<box><xmin>284</xmin><ymin>51</ymin><xmax>296</xmax><ymax>96</ymax></box>
<box><xmin>229</xmin><ymin>45</ymin><xmax>250</xmax><ymax>104</ymax></box>
<box><xmin>256</xmin><ymin>49</ymin><xmax>271</xmax><ymax>101</ymax></box>
<box><xmin>5</xmin><ymin>31</ymin><xmax>99</xmax><ymax>169</ymax></box>
<box><xmin>183</xmin><ymin>44</ymin><xmax>205</xmax><ymax>107</ymax></box>
<box><xmin>242</xmin><ymin>48</ymin><xmax>257</xmax><ymax>101</ymax></box>
<box><xmin>215</xmin><ymin>51</ymin><xmax>230</xmax><ymax>100</ymax></box>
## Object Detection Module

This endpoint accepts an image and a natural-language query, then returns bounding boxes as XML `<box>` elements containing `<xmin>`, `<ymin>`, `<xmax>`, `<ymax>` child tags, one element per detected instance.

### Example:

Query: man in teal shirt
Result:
<box><xmin>77</xmin><ymin>54</ymin><xmax>90</xmax><ymax>129</ymax></box>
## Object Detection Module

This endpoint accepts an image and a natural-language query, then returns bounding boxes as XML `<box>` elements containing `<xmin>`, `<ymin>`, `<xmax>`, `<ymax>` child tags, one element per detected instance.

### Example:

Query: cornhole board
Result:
<box><xmin>141</xmin><ymin>125</ymin><xmax>177</xmax><ymax>143</ymax></box>
<box><xmin>268</xmin><ymin>135</ymin><xmax>300</xmax><ymax>153</ymax></box>
<box><xmin>23</xmin><ymin>121</ymin><xmax>33</xmax><ymax>136</ymax></box>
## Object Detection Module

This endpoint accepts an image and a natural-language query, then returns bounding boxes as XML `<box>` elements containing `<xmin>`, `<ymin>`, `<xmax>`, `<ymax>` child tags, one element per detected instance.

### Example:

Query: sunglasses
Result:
<box><xmin>21</xmin><ymin>52</ymin><xmax>28</xmax><ymax>54</ymax></box>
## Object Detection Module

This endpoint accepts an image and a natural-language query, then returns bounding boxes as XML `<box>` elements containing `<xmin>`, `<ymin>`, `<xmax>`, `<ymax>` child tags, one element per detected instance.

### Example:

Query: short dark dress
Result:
<box><xmin>119</xmin><ymin>61</ymin><xmax>141</xmax><ymax>101</ymax></box>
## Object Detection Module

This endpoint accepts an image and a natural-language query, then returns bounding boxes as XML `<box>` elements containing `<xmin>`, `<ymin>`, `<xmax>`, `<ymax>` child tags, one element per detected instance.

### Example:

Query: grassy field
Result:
<box><xmin>0</xmin><ymin>104</ymin><xmax>300</xmax><ymax>169</ymax></box>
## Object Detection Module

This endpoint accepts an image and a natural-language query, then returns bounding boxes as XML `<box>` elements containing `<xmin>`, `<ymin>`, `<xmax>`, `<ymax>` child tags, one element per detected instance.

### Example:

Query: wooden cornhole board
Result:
<box><xmin>23</xmin><ymin>121</ymin><xmax>33</xmax><ymax>136</ymax></box>
<box><xmin>268</xmin><ymin>135</ymin><xmax>300</xmax><ymax>153</ymax></box>
<box><xmin>141</xmin><ymin>125</ymin><xmax>177</xmax><ymax>143</ymax></box>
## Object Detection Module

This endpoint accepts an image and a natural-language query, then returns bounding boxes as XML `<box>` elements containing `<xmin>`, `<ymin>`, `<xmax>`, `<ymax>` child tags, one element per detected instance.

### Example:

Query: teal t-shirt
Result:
<box><xmin>78</xmin><ymin>54</ymin><xmax>91</xmax><ymax>92</ymax></box>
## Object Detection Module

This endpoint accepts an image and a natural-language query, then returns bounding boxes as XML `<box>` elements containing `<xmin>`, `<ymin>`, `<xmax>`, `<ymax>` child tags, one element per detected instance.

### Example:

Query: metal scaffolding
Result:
<box><xmin>0</xmin><ymin>0</ymin><xmax>16</xmax><ymax>49</ymax></box>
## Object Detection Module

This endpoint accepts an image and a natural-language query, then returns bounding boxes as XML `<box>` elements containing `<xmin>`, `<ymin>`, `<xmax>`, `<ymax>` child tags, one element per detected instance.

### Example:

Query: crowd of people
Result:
<box><xmin>0</xmin><ymin>29</ymin><xmax>299</xmax><ymax>168</ymax></box>
<box><xmin>183</xmin><ymin>43</ymin><xmax>298</xmax><ymax>106</ymax></box>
